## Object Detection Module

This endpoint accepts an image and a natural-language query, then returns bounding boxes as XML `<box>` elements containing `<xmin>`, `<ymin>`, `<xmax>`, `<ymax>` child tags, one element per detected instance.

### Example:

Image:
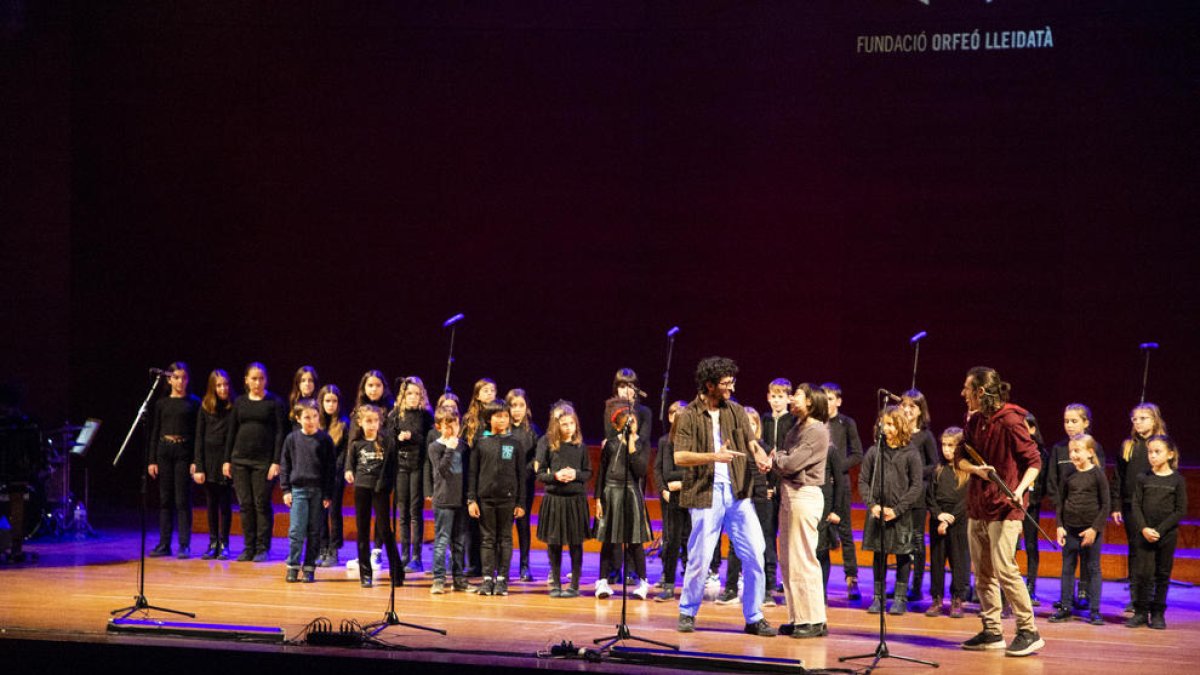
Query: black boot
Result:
<box><xmin>549</xmin><ymin>561</ymin><xmax>563</xmax><ymax>598</ymax></box>
<box><xmin>890</xmin><ymin>583</ymin><xmax>909</xmax><ymax>615</ymax></box>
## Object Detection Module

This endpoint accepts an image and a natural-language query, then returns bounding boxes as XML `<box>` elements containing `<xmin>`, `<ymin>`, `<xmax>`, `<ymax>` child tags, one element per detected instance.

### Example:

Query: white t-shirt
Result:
<box><xmin>709</xmin><ymin>409</ymin><xmax>730</xmax><ymax>485</ymax></box>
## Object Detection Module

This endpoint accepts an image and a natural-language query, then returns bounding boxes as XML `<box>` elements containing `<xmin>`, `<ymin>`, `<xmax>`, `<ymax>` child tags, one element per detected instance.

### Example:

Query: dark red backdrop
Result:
<box><xmin>3</xmin><ymin>1</ymin><xmax>1197</xmax><ymax>508</ymax></box>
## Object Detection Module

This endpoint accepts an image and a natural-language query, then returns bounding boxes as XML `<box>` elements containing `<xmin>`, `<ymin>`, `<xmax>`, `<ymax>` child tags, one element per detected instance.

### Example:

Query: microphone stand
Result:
<box><xmin>909</xmin><ymin>331</ymin><xmax>926</xmax><ymax>391</ymax></box>
<box><xmin>442</xmin><ymin>314</ymin><xmax>464</xmax><ymax>395</ymax></box>
<box><xmin>593</xmin><ymin>404</ymin><xmax>678</xmax><ymax>654</ymax></box>
<box><xmin>364</xmin><ymin>484</ymin><xmax>445</xmax><ymax>638</ymax></box>
<box><xmin>1138</xmin><ymin>342</ymin><xmax>1158</xmax><ymax>404</ymax></box>
<box><xmin>659</xmin><ymin>327</ymin><xmax>679</xmax><ymax>425</ymax></box>
<box><xmin>110</xmin><ymin>372</ymin><xmax>195</xmax><ymax>620</ymax></box>
<box><xmin>841</xmin><ymin>390</ymin><xmax>936</xmax><ymax>673</ymax></box>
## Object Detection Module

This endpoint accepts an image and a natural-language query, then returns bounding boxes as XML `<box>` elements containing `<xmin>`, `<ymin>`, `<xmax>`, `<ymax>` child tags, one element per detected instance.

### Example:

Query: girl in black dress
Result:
<box><xmin>594</xmin><ymin>408</ymin><xmax>652</xmax><ymax>600</ymax></box>
<box><xmin>192</xmin><ymin>368</ymin><xmax>234</xmax><ymax>560</ymax></box>
<box><xmin>860</xmin><ymin>405</ymin><xmax>923</xmax><ymax>615</ymax></box>
<box><xmin>536</xmin><ymin>410</ymin><xmax>591</xmax><ymax>598</ymax></box>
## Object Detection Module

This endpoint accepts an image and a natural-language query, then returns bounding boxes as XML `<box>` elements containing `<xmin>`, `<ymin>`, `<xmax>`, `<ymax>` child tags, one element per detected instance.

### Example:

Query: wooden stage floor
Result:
<box><xmin>2</xmin><ymin>521</ymin><xmax>1198</xmax><ymax>674</ymax></box>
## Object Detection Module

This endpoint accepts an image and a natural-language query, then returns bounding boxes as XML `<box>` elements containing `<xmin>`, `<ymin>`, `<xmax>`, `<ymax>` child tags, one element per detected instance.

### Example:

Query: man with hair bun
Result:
<box><xmin>955</xmin><ymin>366</ymin><xmax>1044</xmax><ymax>657</ymax></box>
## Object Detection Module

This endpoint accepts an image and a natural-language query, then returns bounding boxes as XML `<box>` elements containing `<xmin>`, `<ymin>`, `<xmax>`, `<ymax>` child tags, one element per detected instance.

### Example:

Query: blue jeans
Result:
<box><xmin>432</xmin><ymin>506</ymin><xmax>467</xmax><ymax>582</ymax></box>
<box><xmin>679</xmin><ymin>482</ymin><xmax>766</xmax><ymax>624</ymax></box>
<box><xmin>286</xmin><ymin>487</ymin><xmax>322</xmax><ymax>570</ymax></box>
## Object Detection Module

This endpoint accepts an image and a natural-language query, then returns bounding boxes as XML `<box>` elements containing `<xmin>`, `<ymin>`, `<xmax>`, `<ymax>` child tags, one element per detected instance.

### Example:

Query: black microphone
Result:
<box><xmin>1140</xmin><ymin>342</ymin><xmax>1159</xmax><ymax>350</ymax></box>
<box><xmin>910</xmin><ymin>330</ymin><xmax>927</xmax><ymax>344</ymax></box>
<box><xmin>878</xmin><ymin>388</ymin><xmax>901</xmax><ymax>402</ymax></box>
<box><xmin>443</xmin><ymin>313</ymin><xmax>465</xmax><ymax>327</ymax></box>
<box><xmin>149</xmin><ymin>368</ymin><xmax>174</xmax><ymax>377</ymax></box>
<box><xmin>667</xmin><ymin>326</ymin><xmax>680</xmax><ymax>337</ymax></box>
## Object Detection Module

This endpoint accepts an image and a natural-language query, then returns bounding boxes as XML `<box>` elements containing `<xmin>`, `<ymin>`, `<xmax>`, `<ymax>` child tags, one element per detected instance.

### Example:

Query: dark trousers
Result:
<box><xmin>318</xmin><ymin>475</ymin><xmax>345</xmax><ymax>552</ymax></box>
<box><xmin>1019</xmin><ymin>494</ymin><xmax>1041</xmax><ymax>590</ymax></box>
<box><xmin>202</xmin><ymin>481</ymin><xmax>233</xmax><ymax>546</ymax></box>
<box><xmin>395</xmin><ymin>469</ymin><xmax>424</xmax><ymax>563</ymax></box>
<box><xmin>155</xmin><ymin>444</ymin><xmax>193</xmax><ymax>548</ymax></box>
<box><xmin>929</xmin><ymin>519</ymin><xmax>970</xmax><ymax>600</ymax></box>
<box><xmin>547</xmin><ymin>543</ymin><xmax>583</xmax><ymax>587</ymax></box>
<box><xmin>835</xmin><ymin>479</ymin><xmax>858</xmax><ymax>578</ymax></box>
<box><xmin>1121</xmin><ymin>503</ymin><xmax>1139</xmax><ymax>604</ymax></box>
<box><xmin>478</xmin><ymin>501</ymin><xmax>515</xmax><ymax>579</ymax></box>
<box><xmin>872</xmin><ymin>553</ymin><xmax>912</xmax><ymax>596</ymax></box>
<box><xmin>1134</xmin><ymin>531</ymin><xmax>1177</xmax><ymax>613</ymax></box>
<box><xmin>515</xmin><ymin>474</ymin><xmax>536</xmax><ymax>569</ymax></box>
<box><xmin>659</xmin><ymin>495</ymin><xmax>692</xmax><ymax>585</ymax></box>
<box><xmin>466</xmin><ymin>516</ymin><xmax>483</xmax><ymax>574</ymax></box>
<box><xmin>907</xmin><ymin>505</ymin><xmax>927</xmax><ymax>595</ymax></box>
<box><xmin>432</xmin><ymin>506</ymin><xmax>467</xmax><ymax>582</ymax></box>
<box><xmin>354</xmin><ymin>487</ymin><xmax>399</xmax><ymax>578</ymax></box>
<box><xmin>600</xmin><ymin>542</ymin><xmax>646</xmax><ymax>580</ymax></box>
<box><xmin>232</xmin><ymin>463</ymin><xmax>273</xmax><ymax>554</ymax></box>
<box><xmin>1059</xmin><ymin>525</ymin><xmax>1102</xmax><ymax>615</ymax></box>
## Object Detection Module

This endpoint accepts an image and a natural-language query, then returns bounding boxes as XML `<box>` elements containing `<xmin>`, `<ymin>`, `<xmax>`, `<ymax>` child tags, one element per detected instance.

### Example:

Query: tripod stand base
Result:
<box><xmin>365</xmin><ymin>611</ymin><xmax>447</xmax><ymax>637</ymax></box>
<box><xmin>110</xmin><ymin>594</ymin><xmax>195</xmax><ymax>620</ymax></box>
<box><xmin>593</xmin><ymin>623</ymin><xmax>679</xmax><ymax>652</ymax></box>
<box><xmin>840</xmin><ymin>640</ymin><xmax>939</xmax><ymax>672</ymax></box>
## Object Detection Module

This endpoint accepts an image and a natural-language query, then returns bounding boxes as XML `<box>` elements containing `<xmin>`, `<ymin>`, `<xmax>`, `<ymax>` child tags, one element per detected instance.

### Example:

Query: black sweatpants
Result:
<box><xmin>155</xmin><ymin>442</ymin><xmax>193</xmax><ymax>548</ymax></box>
<box><xmin>478</xmin><ymin>500</ymin><xmax>516</xmax><ymax>579</ymax></box>
<box><xmin>929</xmin><ymin>518</ymin><xmax>970</xmax><ymax>600</ymax></box>
<box><xmin>232</xmin><ymin>462</ymin><xmax>273</xmax><ymax>554</ymax></box>
<box><xmin>1134</xmin><ymin>531</ymin><xmax>1177</xmax><ymax>613</ymax></box>
<box><xmin>395</xmin><ymin>468</ymin><xmax>424</xmax><ymax>563</ymax></box>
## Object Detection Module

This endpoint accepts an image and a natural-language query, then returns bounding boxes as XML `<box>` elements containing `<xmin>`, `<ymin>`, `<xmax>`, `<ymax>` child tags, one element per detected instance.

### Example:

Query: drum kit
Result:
<box><xmin>0</xmin><ymin>418</ymin><xmax>100</xmax><ymax>562</ymax></box>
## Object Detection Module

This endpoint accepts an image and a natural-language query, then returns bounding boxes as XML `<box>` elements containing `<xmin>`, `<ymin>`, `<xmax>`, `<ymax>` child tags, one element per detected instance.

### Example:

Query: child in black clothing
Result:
<box><xmin>536</xmin><ymin>410</ymin><xmax>592</xmax><ymax>598</ymax></box>
<box><xmin>1050</xmin><ymin>434</ymin><xmax>1109</xmax><ymax>625</ymax></box>
<box><xmin>193</xmin><ymin>369</ymin><xmax>235</xmax><ymax>560</ymax></box>
<box><xmin>594</xmin><ymin>408</ymin><xmax>652</xmax><ymax>600</ymax></box>
<box><xmin>1045</xmin><ymin>403</ymin><xmax>1106</xmax><ymax>611</ymax></box>
<box><xmin>149</xmin><ymin>361</ymin><xmax>200</xmax><ymax>558</ymax></box>
<box><xmin>860</xmin><ymin>406</ymin><xmax>923</xmax><ymax>616</ymax></box>
<box><xmin>428</xmin><ymin>407</ymin><xmax>469</xmax><ymax>594</ymax></box>
<box><xmin>821</xmin><ymin>382</ymin><xmax>863</xmax><ymax>602</ymax></box>
<box><xmin>344</xmin><ymin>404</ymin><xmax>402</xmax><ymax>588</ymax></box>
<box><xmin>387</xmin><ymin>376</ymin><xmax>434</xmax><ymax>574</ymax></box>
<box><xmin>899</xmin><ymin>389</ymin><xmax>938</xmax><ymax>604</ymax></box>
<box><xmin>654</xmin><ymin>401</ymin><xmax>691</xmax><ymax>602</ymax></box>
<box><xmin>280</xmin><ymin>401</ymin><xmax>336</xmax><ymax>583</ymax></box>
<box><xmin>925</xmin><ymin>427</ymin><xmax>970</xmax><ymax>619</ymax></box>
<box><xmin>315</xmin><ymin>384</ymin><xmax>349</xmax><ymax>567</ymax></box>
<box><xmin>467</xmin><ymin>401</ymin><xmax>527</xmax><ymax>597</ymax></box>
<box><xmin>1128</xmin><ymin>434</ymin><xmax>1188</xmax><ymax>629</ymax></box>
<box><xmin>225</xmin><ymin>362</ymin><xmax>289</xmax><ymax>562</ymax></box>
<box><xmin>507</xmin><ymin>388</ymin><xmax>542</xmax><ymax>583</ymax></box>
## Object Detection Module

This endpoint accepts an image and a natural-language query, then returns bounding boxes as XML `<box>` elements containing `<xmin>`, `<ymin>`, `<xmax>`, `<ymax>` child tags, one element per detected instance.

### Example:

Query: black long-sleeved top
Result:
<box><xmin>1132</xmin><ymin>471</ymin><xmax>1187</xmax><ymax>537</ymax></box>
<box><xmin>603</xmin><ymin>399</ymin><xmax>652</xmax><ymax>446</ymax></box>
<box><xmin>193</xmin><ymin>406</ymin><xmax>231</xmax><ymax>478</ymax></box>
<box><xmin>386</xmin><ymin>407</ymin><xmax>434</xmax><ymax>473</ymax></box>
<box><xmin>428</xmin><ymin>436</ymin><xmax>467</xmax><ymax>509</ymax></box>
<box><xmin>596</xmin><ymin>435</ymin><xmax>649</xmax><ymax>507</ymax></box>
<box><xmin>468</xmin><ymin>432</ymin><xmax>526</xmax><ymax>505</ymax></box>
<box><xmin>1113</xmin><ymin>436</ymin><xmax>1152</xmax><ymax>506</ymax></box>
<box><xmin>225</xmin><ymin>393</ymin><xmax>288</xmax><ymax>467</ymax></box>
<box><xmin>827</xmin><ymin>413</ymin><xmax>863</xmax><ymax>471</ymax></box>
<box><xmin>1044</xmin><ymin>437</ymin><xmax>1107</xmax><ymax>504</ymax></box>
<box><xmin>280</xmin><ymin>429</ymin><xmax>336</xmax><ymax>499</ymax></box>
<box><xmin>761</xmin><ymin>412</ymin><xmax>796</xmax><ymax>453</ymax></box>
<box><xmin>858</xmin><ymin>443</ymin><xmax>923</xmax><ymax>516</ymax></box>
<box><xmin>511</xmin><ymin>420</ymin><xmax>541</xmax><ymax>478</ymax></box>
<box><xmin>150</xmin><ymin>395</ymin><xmax>201</xmax><ymax>462</ymax></box>
<box><xmin>535</xmin><ymin>440</ymin><xmax>592</xmax><ymax>497</ymax></box>
<box><xmin>1056</xmin><ymin>465</ymin><xmax>1110</xmax><ymax>531</ymax></box>
<box><xmin>654</xmin><ymin>433</ymin><xmax>684</xmax><ymax>496</ymax></box>
<box><xmin>346</xmin><ymin>435</ymin><xmax>395</xmax><ymax>493</ymax></box>
<box><xmin>926</xmin><ymin>464</ymin><xmax>968</xmax><ymax>525</ymax></box>
<box><xmin>911</xmin><ymin>428</ymin><xmax>939</xmax><ymax>484</ymax></box>
<box><xmin>822</xmin><ymin>442</ymin><xmax>846</xmax><ymax>518</ymax></box>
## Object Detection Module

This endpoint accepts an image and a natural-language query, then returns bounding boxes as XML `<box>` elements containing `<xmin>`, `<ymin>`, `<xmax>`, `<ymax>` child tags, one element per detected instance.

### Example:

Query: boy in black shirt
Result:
<box><xmin>280</xmin><ymin>401</ymin><xmax>336</xmax><ymax>583</ymax></box>
<box><xmin>467</xmin><ymin>401</ymin><xmax>527</xmax><ymax>597</ymax></box>
<box><xmin>822</xmin><ymin>382</ymin><xmax>863</xmax><ymax>601</ymax></box>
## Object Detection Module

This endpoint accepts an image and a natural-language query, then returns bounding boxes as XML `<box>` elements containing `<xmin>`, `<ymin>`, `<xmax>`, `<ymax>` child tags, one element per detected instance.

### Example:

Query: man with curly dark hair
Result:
<box><xmin>672</xmin><ymin>356</ymin><xmax>777</xmax><ymax>637</ymax></box>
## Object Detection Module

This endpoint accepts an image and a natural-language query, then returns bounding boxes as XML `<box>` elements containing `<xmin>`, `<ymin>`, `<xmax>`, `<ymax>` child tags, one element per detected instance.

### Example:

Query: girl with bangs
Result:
<box><xmin>536</xmin><ymin>410</ymin><xmax>591</xmax><ymax>598</ymax></box>
<box><xmin>860</xmin><ymin>405</ymin><xmax>923</xmax><ymax>615</ymax></box>
<box><xmin>288</xmin><ymin>366</ymin><xmax>319</xmax><ymax>428</ymax></box>
<box><xmin>1046</xmin><ymin>403</ymin><xmax>1105</xmax><ymax>610</ymax></box>
<box><xmin>899</xmin><ymin>389</ymin><xmax>937</xmax><ymax>604</ymax></box>
<box><xmin>506</xmin><ymin>388</ymin><xmax>541</xmax><ymax>582</ymax></box>
<box><xmin>462</xmin><ymin>378</ymin><xmax>498</xmax><ymax>577</ymax></box>
<box><xmin>315</xmin><ymin>384</ymin><xmax>349</xmax><ymax>567</ymax></box>
<box><xmin>1113</xmin><ymin>403</ymin><xmax>1168</xmax><ymax>613</ymax></box>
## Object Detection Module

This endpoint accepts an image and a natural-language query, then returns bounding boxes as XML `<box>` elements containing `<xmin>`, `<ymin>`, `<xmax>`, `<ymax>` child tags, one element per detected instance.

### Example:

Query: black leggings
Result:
<box><xmin>232</xmin><ymin>463</ymin><xmax>273</xmax><ymax>554</ymax></box>
<box><xmin>659</xmin><ymin>498</ymin><xmax>691</xmax><ymax>585</ymax></box>
<box><xmin>600</xmin><ymin>542</ymin><xmax>646</xmax><ymax>581</ymax></box>
<box><xmin>395</xmin><ymin>469</ymin><xmax>424</xmax><ymax>562</ymax></box>
<box><xmin>515</xmin><ymin>474</ymin><xmax>536</xmax><ymax>569</ymax></box>
<box><xmin>318</xmin><ymin>474</ymin><xmax>346</xmax><ymax>552</ymax></box>
<box><xmin>546</xmin><ymin>543</ymin><xmax>583</xmax><ymax>585</ymax></box>
<box><xmin>354</xmin><ymin>487</ymin><xmax>399</xmax><ymax>577</ymax></box>
<box><xmin>202</xmin><ymin>480</ymin><xmax>233</xmax><ymax>546</ymax></box>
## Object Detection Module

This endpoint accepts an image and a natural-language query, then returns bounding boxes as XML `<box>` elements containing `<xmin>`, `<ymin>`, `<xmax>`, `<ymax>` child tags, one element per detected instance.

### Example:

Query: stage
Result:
<box><xmin>3</xmin><ymin>517</ymin><xmax>1196</xmax><ymax>675</ymax></box>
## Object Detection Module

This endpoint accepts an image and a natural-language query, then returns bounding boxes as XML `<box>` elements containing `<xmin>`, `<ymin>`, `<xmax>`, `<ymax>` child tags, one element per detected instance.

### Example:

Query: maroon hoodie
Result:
<box><xmin>964</xmin><ymin>403</ymin><xmax>1043</xmax><ymax>522</ymax></box>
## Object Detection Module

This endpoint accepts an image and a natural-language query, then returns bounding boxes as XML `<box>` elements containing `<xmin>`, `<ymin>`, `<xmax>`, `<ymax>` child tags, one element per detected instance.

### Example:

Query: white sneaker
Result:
<box><xmin>632</xmin><ymin>580</ymin><xmax>650</xmax><ymax>600</ymax></box>
<box><xmin>370</xmin><ymin>548</ymin><xmax>383</xmax><ymax>569</ymax></box>
<box><xmin>595</xmin><ymin>579</ymin><xmax>613</xmax><ymax>598</ymax></box>
<box><xmin>346</xmin><ymin>558</ymin><xmax>359</xmax><ymax>576</ymax></box>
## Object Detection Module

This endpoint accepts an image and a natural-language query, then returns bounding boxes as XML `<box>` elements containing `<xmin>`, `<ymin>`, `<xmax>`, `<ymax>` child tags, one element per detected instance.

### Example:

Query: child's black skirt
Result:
<box><xmin>536</xmin><ymin>493</ymin><xmax>591</xmax><ymax>545</ymax></box>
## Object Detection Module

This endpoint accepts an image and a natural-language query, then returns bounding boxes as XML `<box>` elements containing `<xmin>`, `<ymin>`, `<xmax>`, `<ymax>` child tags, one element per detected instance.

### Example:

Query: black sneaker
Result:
<box><xmin>961</xmin><ymin>630</ymin><xmax>1005</xmax><ymax>651</ymax></box>
<box><xmin>479</xmin><ymin>577</ymin><xmax>495</xmax><ymax>596</ymax></box>
<box><xmin>285</xmin><ymin>568</ymin><xmax>299</xmax><ymax>583</ymax></box>
<box><xmin>1004</xmin><ymin>630</ymin><xmax>1044</xmax><ymax>657</ymax></box>
<box><xmin>794</xmin><ymin>623</ymin><xmax>827</xmax><ymax>639</ymax></box>
<box><xmin>252</xmin><ymin>551</ymin><xmax>268</xmax><ymax>563</ymax></box>
<box><xmin>176</xmin><ymin>547</ymin><xmax>191</xmax><ymax>559</ymax></box>
<box><xmin>743</xmin><ymin>619</ymin><xmax>778</xmax><ymax>637</ymax></box>
<box><xmin>1149</xmin><ymin>613</ymin><xmax>1166</xmax><ymax>630</ymax></box>
<box><xmin>654</xmin><ymin>587</ymin><xmax>675</xmax><ymax>603</ymax></box>
<box><xmin>236</xmin><ymin>550</ymin><xmax>254</xmax><ymax>562</ymax></box>
<box><xmin>847</xmin><ymin>578</ymin><xmax>862</xmax><ymax>602</ymax></box>
<box><xmin>777</xmin><ymin>623</ymin><xmax>795</xmax><ymax>636</ymax></box>
<box><xmin>200</xmin><ymin>544</ymin><xmax>219</xmax><ymax>560</ymax></box>
<box><xmin>453</xmin><ymin>578</ymin><xmax>470</xmax><ymax>592</ymax></box>
<box><xmin>559</xmin><ymin>587</ymin><xmax>580</xmax><ymax>598</ymax></box>
<box><xmin>1048</xmin><ymin>608</ymin><xmax>1072</xmax><ymax>623</ymax></box>
<box><xmin>1088</xmin><ymin>614</ymin><xmax>1104</xmax><ymax>626</ymax></box>
<box><xmin>677</xmin><ymin>613</ymin><xmax>695</xmax><ymax>633</ymax></box>
<box><xmin>715</xmin><ymin>588</ymin><xmax>739</xmax><ymax>605</ymax></box>
<box><xmin>1125</xmin><ymin>613</ymin><xmax>1149</xmax><ymax>628</ymax></box>
<box><xmin>519</xmin><ymin>565</ymin><xmax>534</xmax><ymax>582</ymax></box>
<box><xmin>495</xmin><ymin>578</ymin><xmax>509</xmax><ymax>596</ymax></box>
<box><xmin>148</xmin><ymin>545</ymin><xmax>171</xmax><ymax>558</ymax></box>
